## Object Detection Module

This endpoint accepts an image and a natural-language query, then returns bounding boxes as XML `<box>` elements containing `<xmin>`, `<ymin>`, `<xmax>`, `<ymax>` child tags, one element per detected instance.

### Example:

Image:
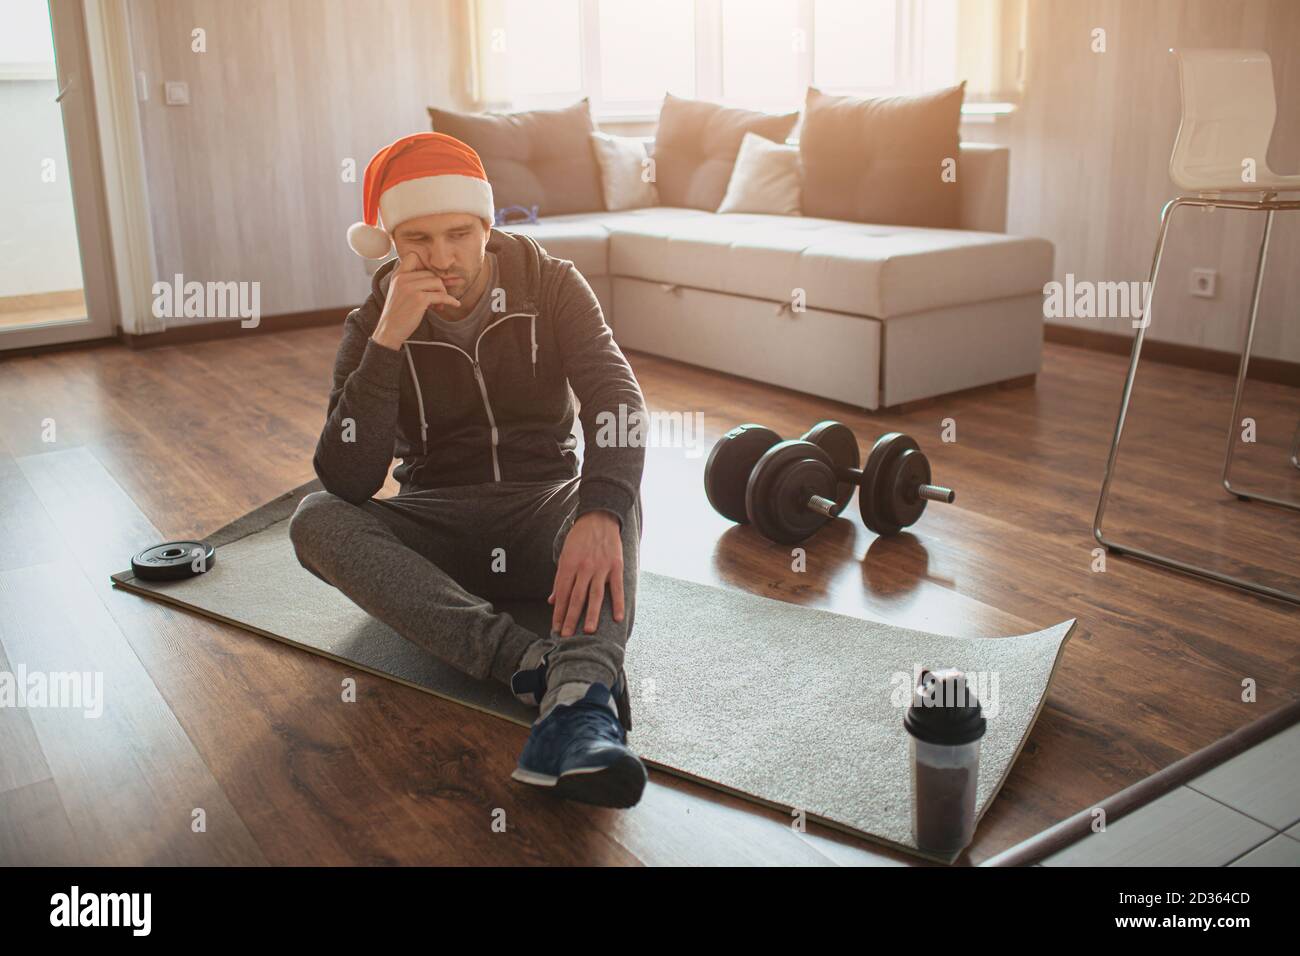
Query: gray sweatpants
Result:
<box><xmin>287</xmin><ymin>477</ymin><xmax>641</xmax><ymax>717</ymax></box>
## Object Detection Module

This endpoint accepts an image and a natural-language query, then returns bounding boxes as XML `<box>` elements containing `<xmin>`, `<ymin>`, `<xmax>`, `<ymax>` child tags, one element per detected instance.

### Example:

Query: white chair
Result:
<box><xmin>1094</xmin><ymin>48</ymin><xmax>1300</xmax><ymax>605</ymax></box>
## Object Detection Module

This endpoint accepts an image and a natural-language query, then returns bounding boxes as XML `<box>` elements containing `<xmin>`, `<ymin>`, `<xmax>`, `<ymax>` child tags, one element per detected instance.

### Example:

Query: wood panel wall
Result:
<box><xmin>125</xmin><ymin>0</ymin><xmax>472</xmax><ymax>320</ymax></box>
<box><xmin>993</xmin><ymin>0</ymin><xmax>1300</xmax><ymax>362</ymax></box>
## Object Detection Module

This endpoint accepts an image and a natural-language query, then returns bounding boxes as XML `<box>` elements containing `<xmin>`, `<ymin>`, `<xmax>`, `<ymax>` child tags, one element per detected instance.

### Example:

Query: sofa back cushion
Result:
<box><xmin>590</xmin><ymin>131</ymin><xmax>660</xmax><ymax>211</ymax></box>
<box><xmin>428</xmin><ymin>98</ymin><xmax>606</xmax><ymax>216</ymax></box>
<box><xmin>717</xmin><ymin>131</ymin><xmax>802</xmax><ymax>215</ymax></box>
<box><xmin>799</xmin><ymin>83</ymin><xmax>965</xmax><ymax>228</ymax></box>
<box><xmin>651</xmin><ymin>93</ymin><xmax>799</xmax><ymax>210</ymax></box>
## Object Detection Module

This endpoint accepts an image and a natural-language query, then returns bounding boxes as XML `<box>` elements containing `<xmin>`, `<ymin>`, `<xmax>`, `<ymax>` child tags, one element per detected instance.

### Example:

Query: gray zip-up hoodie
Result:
<box><xmin>312</xmin><ymin>227</ymin><xmax>645</xmax><ymax>524</ymax></box>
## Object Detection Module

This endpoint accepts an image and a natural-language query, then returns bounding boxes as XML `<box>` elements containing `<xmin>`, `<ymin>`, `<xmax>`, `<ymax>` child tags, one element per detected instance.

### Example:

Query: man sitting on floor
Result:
<box><xmin>289</xmin><ymin>132</ymin><xmax>648</xmax><ymax>808</ymax></box>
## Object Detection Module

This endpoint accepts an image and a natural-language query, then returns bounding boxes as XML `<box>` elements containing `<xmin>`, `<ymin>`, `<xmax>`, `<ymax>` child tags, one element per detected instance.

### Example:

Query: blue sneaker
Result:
<box><xmin>511</xmin><ymin>683</ymin><xmax>648</xmax><ymax>808</ymax></box>
<box><xmin>511</xmin><ymin>645</ymin><xmax>633</xmax><ymax>732</ymax></box>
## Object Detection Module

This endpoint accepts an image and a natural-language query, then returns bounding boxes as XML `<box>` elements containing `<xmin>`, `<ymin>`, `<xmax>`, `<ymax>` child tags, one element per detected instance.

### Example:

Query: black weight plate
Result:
<box><xmin>801</xmin><ymin>420</ymin><xmax>860</xmax><ymax>516</ymax></box>
<box><xmin>745</xmin><ymin>440</ymin><xmax>837</xmax><ymax>544</ymax></box>
<box><xmin>883</xmin><ymin>447</ymin><xmax>931</xmax><ymax>530</ymax></box>
<box><xmin>704</xmin><ymin>424</ymin><xmax>782</xmax><ymax>524</ymax></box>
<box><xmin>859</xmin><ymin>432</ymin><xmax>919</xmax><ymax>536</ymax></box>
<box><xmin>132</xmin><ymin>540</ymin><xmax>216</xmax><ymax>581</ymax></box>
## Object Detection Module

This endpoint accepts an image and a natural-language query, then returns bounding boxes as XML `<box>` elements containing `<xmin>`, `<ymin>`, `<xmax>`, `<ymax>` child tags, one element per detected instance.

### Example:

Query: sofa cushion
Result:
<box><xmin>596</xmin><ymin>209</ymin><xmax>1052</xmax><ymax>319</ymax></box>
<box><xmin>497</xmin><ymin>203</ymin><xmax>1052</xmax><ymax>319</ymax></box>
<box><xmin>717</xmin><ymin>132</ymin><xmax>802</xmax><ymax>216</ymax></box>
<box><xmin>590</xmin><ymin>131</ymin><xmax>660</xmax><ymax>211</ymax></box>
<box><xmin>493</xmin><ymin>210</ymin><xmax>648</xmax><ymax>278</ymax></box>
<box><xmin>428</xmin><ymin>98</ymin><xmax>605</xmax><ymax>216</ymax></box>
<box><xmin>799</xmin><ymin>84</ymin><xmax>965</xmax><ymax>228</ymax></box>
<box><xmin>651</xmin><ymin>94</ymin><xmax>799</xmax><ymax>211</ymax></box>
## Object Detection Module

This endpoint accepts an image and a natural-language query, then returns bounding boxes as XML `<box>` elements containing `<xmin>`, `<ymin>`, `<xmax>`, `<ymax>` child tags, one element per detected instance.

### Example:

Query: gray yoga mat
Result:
<box><xmin>112</xmin><ymin>481</ymin><xmax>1074</xmax><ymax>863</ymax></box>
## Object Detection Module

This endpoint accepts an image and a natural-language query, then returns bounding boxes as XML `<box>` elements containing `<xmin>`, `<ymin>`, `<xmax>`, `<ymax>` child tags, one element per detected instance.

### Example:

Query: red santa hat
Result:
<box><xmin>347</xmin><ymin>132</ymin><xmax>495</xmax><ymax>259</ymax></box>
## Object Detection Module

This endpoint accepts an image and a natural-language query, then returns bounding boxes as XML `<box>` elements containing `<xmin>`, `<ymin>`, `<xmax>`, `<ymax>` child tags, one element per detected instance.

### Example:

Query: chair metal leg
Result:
<box><xmin>1291</xmin><ymin>421</ymin><xmax>1300</xmax><ymax>470</ymax></box>
<box><xmin>1092</xmin><ymin>198</ymin><xmax>1300</xmax><ymax>606</ymax></box>
<box><xmin>1093</xmin><ymin>199</ymin><xmax>1178</xmax><ymax>544</ymax></box>
<box><xmin>1220</xmin><ymin>209</ymin><xmax>1300</xmax><ymax>511</ymax></box>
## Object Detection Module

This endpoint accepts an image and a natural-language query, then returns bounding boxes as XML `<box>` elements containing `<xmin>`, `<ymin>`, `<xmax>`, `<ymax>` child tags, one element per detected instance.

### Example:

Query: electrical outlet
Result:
<box><xmin>1190</xmin><ymin>268</ymin><xmax>1217</xmax><ymax>299</ymax></box>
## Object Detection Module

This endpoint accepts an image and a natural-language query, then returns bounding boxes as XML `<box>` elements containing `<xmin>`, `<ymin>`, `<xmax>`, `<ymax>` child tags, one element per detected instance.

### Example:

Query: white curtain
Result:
<box><xmin>954</xmin><ymin>0</ymin><xmax>1027</xmax><ymax>102</ymax></box>
<box><xmin>465</xmin><ymin>0</ymin><xmax>511</xmax><ymax>110</ymax></box>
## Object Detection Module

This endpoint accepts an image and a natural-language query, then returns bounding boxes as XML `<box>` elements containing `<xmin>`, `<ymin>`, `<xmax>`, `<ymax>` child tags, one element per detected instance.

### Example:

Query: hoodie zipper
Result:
<box><xmin>401</xmin><ymin>345</ymin><xmax>429</xmax><ymax>451</ymax></box>
<box><xmin>404</xmin><ymin>311</ymin><xmax>538</xmax><ymax>482</ymax></box>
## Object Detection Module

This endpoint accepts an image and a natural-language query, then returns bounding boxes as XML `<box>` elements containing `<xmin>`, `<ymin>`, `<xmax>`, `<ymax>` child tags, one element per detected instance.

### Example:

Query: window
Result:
<box><xmin>598</xmin><ymin>0</ymin><xmax>696</xmax><ymax>104</ymax></box>
<box><xmin>501</xmin><ymin>0</ymin><xmax>582</xmax><ymax>99</ymax></box>
<box><xmin>485</xmin><ymin>0</ymin><xmax>974</xmax><ymax>120</ymax></box>
<box><xmin>813</xmin><ymin>0</ymin><xmax>899</xmax><ymax>91</ymax></box>
<box><xmin>1</xmin><ymin>0</ymin><xmax>57</xmax><ymax>80</ymax></box>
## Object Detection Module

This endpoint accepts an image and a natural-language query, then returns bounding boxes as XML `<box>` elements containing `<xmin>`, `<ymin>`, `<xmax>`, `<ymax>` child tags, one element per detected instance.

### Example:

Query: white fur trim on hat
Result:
<box><xmin>347</xmin><ymin>222</ymin><xmax>393</xmax><ymax>259</ymax></box>
<box><xmin>379</xmin><ymin>175</ymin><xmax>495</xmax><ymax>236</ymax></box>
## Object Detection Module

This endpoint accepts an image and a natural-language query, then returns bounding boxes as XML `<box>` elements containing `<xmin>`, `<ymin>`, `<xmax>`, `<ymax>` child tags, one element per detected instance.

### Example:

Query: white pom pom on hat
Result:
<box><xmin>347</xmin><ymin>132</ymin><xmax>495</xmax><ymax>259</ymax></box>
<box><xmin>347</xmin><ymin>222</ymin><xmax>393</xmax><ymax>260</ymax></box>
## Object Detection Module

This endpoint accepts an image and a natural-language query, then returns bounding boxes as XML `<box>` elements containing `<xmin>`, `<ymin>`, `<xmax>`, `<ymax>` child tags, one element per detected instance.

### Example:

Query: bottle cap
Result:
<box><xmin>903</xmin><ymin>668</ymin><xmax>987</xmax><ymax>746</ymax></box>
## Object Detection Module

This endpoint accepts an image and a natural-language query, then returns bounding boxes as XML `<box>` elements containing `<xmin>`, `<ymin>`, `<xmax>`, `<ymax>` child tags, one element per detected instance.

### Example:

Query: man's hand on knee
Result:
<box><xmin>549</xmin><ymin>511</ymin><xmax>625</xmax><ymax>637</ymax></box>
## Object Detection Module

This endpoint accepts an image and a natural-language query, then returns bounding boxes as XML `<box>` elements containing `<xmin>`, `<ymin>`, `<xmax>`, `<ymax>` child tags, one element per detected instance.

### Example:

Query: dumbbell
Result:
<box><xmin>704</xmin><ymin>420</ymin><xmax>955</xmax><ymax>544</ymax></box>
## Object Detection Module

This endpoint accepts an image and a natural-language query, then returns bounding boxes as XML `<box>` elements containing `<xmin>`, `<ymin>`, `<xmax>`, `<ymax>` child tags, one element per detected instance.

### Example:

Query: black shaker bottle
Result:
<box><xmin>903</xmin><ymin>667</ymin><xmax>986</xmax><ymax>857</ymax></box>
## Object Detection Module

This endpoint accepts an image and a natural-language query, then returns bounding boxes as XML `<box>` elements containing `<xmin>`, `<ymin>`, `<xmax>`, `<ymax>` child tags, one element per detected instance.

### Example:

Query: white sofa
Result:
<box><xmin>502</xmin><ymin>143</ymin><xmax>1052</xmax><ymax>410</ymax></box>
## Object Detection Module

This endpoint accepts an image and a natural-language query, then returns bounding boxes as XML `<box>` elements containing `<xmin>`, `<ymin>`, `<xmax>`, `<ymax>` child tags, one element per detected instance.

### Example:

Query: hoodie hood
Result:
<box><xmin>368</xmin><ymin>226</ymin><xmax>545</xmax><ymax>319</ymax></box>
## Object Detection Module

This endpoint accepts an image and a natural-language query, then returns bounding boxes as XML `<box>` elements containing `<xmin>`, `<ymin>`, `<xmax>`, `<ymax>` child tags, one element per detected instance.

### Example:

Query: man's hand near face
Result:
<box><xmin>372</xmin><ymin>252</ymin><xmax>461</xmax><ymax>351</ymax></box>
<box><xmin>550</xmin><ymin>511</ymin><xmax>625</xmax><ymax>637</ymax></box>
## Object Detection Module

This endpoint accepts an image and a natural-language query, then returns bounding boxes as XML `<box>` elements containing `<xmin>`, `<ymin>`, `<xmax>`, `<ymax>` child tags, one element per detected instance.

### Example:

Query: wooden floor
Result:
<box><xmin>0</xmin><ymin>329</ymin><xmax>1296</xmax><ymax>866</ymax></box>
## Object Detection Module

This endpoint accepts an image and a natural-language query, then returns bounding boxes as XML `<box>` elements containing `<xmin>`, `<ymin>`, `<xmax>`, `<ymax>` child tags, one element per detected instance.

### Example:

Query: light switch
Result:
<box><xmin>164</xmin><ymin>81</ymin><xmax>190</xmax><ymax>105</ymax></box>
